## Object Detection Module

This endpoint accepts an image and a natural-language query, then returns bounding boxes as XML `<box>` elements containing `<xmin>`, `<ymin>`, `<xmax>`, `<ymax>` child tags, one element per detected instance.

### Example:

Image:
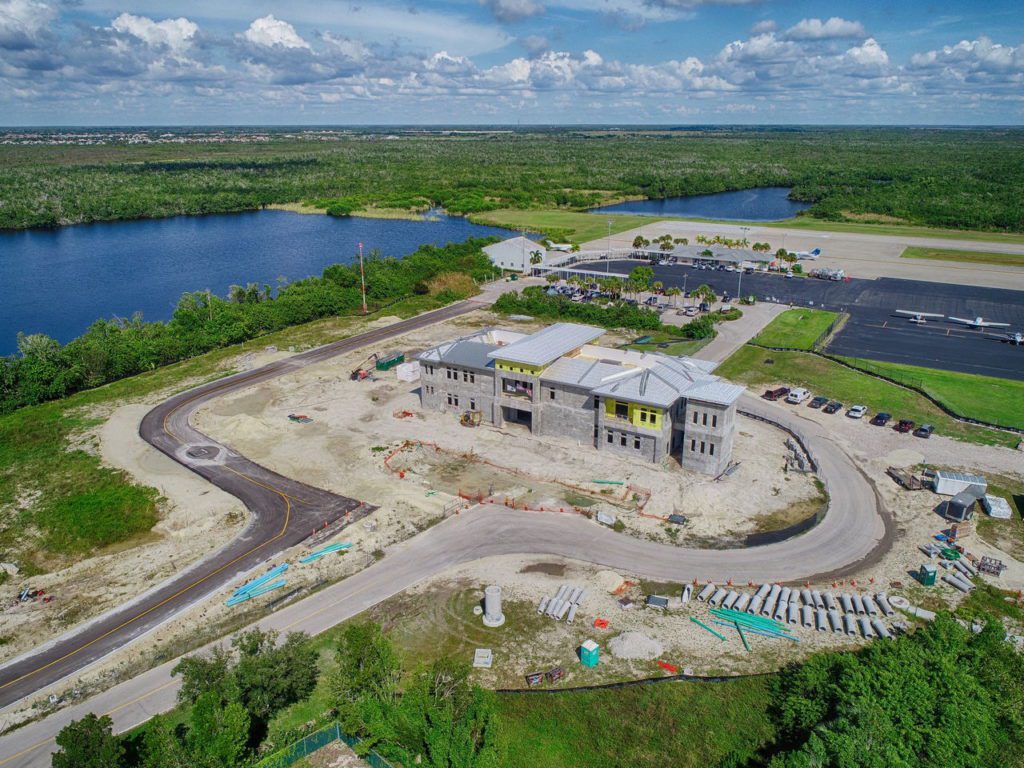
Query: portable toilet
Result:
<box><xmin>580</xmin><ymin>640</ymin><xmax>599</xmax><ymax>668</ymax></box>
<box><xmin>918</xmin><ymin>563</ymin><xmax>937</xmax><ymax>586</ymax></box>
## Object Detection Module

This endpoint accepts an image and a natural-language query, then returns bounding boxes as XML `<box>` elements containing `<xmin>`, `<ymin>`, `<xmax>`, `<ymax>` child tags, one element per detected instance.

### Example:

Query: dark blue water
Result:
<box><xmin>589</xmin><ymin>187</ymin><xmax>810</xmax><ymax>221</ymax></box>
<box><xmin>0</xmin><ymin>210</ymin><xmax>515</xmax><ymax>354</ymax></box>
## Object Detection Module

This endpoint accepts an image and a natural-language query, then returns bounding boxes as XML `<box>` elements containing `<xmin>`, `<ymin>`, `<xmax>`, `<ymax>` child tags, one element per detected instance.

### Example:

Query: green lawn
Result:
<box><xmin>496</xmin><ymin>678</ymin><xmax>774</xmax><ymax>768</ymax></box>
<box><xmin>839</xmin><ymin>357</ymin><xmax>1024</xmax><ymax>431</ymax></box>
<box><xmin>625</xmin><ymin>330</ymin><xmax>711</xmax><ymax>357</ymax></box>
<box><xmin>750</xmin><ymin>308</ymin><xmax>839</xmax><ymax>350</ymax></box>
<box><xmin>900</xmin><ymin>246</ymin><xmax>1024</xmax><ymax>268</ymax></box>
<box><xmin>716</xmin><ymin>347</ymin><xmax>1020</xmax><ymax>448</ymax></box>
<box><xmin>472</xmin><ymin>208</ymin><xmax>1024</xmax><ymax>246</ymax></box>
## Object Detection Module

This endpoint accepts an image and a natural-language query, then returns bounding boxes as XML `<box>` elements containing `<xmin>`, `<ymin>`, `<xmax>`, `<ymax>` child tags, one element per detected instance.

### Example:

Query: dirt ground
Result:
<box><xmin>192</xmin><ymin>311</ymin><xmax>822</xmax><ymax>549</ymax></box>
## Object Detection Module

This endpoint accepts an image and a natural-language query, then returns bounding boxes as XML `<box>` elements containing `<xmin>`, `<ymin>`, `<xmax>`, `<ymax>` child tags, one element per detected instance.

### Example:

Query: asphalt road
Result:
<box><xmin>0</xmin><ymin>301</ymin><xmax>478</xmax><ymax>712</ymax></box>
<box><xmin>598</xmin><ymin>260</ymin><xmax>1024</xmax><ymax>380</ymax></box>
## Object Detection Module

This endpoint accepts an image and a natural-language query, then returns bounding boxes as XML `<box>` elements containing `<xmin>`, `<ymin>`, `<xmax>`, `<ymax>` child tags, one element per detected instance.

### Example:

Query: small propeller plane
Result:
<box><xmin>948</xmin><ymin>316</ymin><xmax>1011</xmax><ymax>329</ymax></box>
<box><xmin>894</xmin><ymin>309</ymin><xmax>944</xmax><ymax>325</ymax></box>
<box><xmin>986</xmin><ymin>330</ymin><xmax>1024</xmax><ymax>346</ymax></box>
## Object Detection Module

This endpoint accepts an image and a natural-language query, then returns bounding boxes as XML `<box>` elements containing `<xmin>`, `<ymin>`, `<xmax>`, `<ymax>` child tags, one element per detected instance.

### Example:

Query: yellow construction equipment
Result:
<box><xmin>460</xmin><ymin>411</ymin><xmax>482</xmax><ymax>427</ymax></box>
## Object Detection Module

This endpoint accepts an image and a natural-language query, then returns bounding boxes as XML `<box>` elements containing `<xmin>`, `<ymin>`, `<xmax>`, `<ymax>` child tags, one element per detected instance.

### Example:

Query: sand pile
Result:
<box><xmin>608</xmin><ymin>631</ymin><xmax>663</xmax><ymax>660</ymax></box>
<box><xmin>596</xmin><ymin>570</ymin><xmax>625</xmax><ymax>593</ymax></box>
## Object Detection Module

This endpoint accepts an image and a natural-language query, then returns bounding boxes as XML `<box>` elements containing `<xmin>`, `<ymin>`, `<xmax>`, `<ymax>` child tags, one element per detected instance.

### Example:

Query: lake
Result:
<box><xmin>589</xmin><ymin>187</ymin><xmax>810</xmax><ymax>221</ymax></box>
<box><xmin>0</xmin><ymin>210</ymin><xmax>515</xmax><ymax>355</ymax></box>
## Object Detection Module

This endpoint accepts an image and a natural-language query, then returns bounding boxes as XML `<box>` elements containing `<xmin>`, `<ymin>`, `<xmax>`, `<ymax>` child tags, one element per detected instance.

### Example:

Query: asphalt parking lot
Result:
<box><xmin>595</xmin><ymin>260</ymin><xmax>1024</xmax><ymax>380</ymax></box>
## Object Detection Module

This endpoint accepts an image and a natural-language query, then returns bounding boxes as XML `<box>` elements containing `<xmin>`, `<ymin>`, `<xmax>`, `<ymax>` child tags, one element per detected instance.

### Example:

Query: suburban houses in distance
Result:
<box><xmin>417</xmin><ymin>322</ymin><xmax>743</xmax><ymax>475</ymax></box>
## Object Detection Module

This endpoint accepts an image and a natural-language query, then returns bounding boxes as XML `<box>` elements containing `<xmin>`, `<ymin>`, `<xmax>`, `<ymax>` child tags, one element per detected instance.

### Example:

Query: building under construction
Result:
<box><xmin>416</xmin><ymin>322</ymin><xmax>743</xmax><ymax>475</ymax></box>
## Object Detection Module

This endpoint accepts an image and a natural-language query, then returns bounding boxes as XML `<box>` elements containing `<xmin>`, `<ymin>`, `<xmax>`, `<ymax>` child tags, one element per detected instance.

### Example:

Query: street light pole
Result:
<box><xmin>606</xmin><ymin>219</ymin><xmax>612</xmax><ymax>273</ymax></box>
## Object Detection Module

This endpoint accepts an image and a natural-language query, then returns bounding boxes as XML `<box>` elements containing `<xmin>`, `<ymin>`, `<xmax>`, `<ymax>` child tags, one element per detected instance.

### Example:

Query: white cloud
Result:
<box><xmin>111</xmin><ymin>13</ymin><xmax>198</xmax><ymax>53</ymax></box>
<box><xmin>481</xmin><ymin>0</ymin><xmax>545</xmax><ymax>23</ymax></box>
<box><xmin>750</xmin><ymin>20</ymin><xmax>776</xmax><ymax>35</ymax></box>
<box><xmin>0</xmin><ymin>0</ymin><xmax>55</xmax><ymax>50</ymax></box>
<box><xmin>242</xmin><ymin>15</ymin><xmax>310</xmax><ymax>50</ymax></box>
<box><xmin>785</xmin><ymin>17</ymin><xmax>866</xmax><ymax>41</ymax></box>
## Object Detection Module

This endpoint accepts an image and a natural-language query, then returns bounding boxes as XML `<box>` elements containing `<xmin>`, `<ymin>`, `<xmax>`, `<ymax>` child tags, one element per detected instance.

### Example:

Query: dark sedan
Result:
<box><xmin>871</xmin><ymin>412</ymin><xmax>892</xmax><ymax>426</ymax></box>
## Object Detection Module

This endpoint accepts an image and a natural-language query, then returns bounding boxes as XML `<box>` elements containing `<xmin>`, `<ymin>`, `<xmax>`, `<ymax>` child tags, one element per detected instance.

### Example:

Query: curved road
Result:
<box><xmin>0</xmin><ymin>300</ymin><xmax>890</xmax><ymax>766</ymax></box>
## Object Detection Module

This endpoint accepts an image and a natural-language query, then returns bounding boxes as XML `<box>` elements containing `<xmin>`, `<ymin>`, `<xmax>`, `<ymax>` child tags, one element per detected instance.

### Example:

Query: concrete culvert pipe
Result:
<box><xmin>574</xmin><ymin>588</ymin><xmax>588</xmax><ymax>605</ymax></box>
<box><xmin>773</xmin><ymin>600</ymin><xmax>788</xmax><ymax>623</ymax></box>
<box><xmin>754</xmin><ymin>584</ymin><xmax>771</xmax><ymax>601</ymax></box>
<box><xmin>840</xmin><ymin>594</ymin><xmax>854</xmax><ymax>614</ymax></box>
<box><xmin>870</xmin><ymin>619</ymin><xmax>891</xmax><ymax>639</ymax></box>
<box><xmin>787</xmin><ymin>602</ymin><xmax>800</xmax><ymax>625</ymax></box>
<box><xmin>681</xmin><ymin>584</ymin><xmax>692</xmax><ymax>604</ymax></box>
<box><xmin>959</xmin><ymin>559</ymin><xmax>978</xmax><ymax>577</ymax></box>
<box><xmin>858</xmin><ymin>617</ymin><xmax>874</xmax><ymax>639</ymax></box>
<box><xmin>537</xmin><ymin>597</ymin><xmax>549</xmax><ymax>615</ymax></box>
<box><xmin>556</xmin><ymin>600</ymin><xmax>572</xmax><ymax>621</ymax></box>
<box><xmin>722</xmin><ymin>590</ymin><xmax>739</xmax><ymax>610</ymax></box>
<box><xmin>778</xmin><ymin>586</ymin><xmax>791</xmax><ymax>605</ymax></box>
<box><xmin>483</xmin><ymin>586</ymin><xmax>505</xmax><ymax>627</ymax></box>
<box><xmin>801</xmin><ymin>605</ymin><xmax>814</xmax><ymax>628</ymax></box>
<box><xmin>823</xmin><ymin>592</ymin><xmax>837</xmax><ymax>611</ymax></box>
<box><xmin>875</xmin><ymin>593</ymin><xmax>894</xmax><ymax>617</ymax></box>
<box><xmin>697</xmin><ymin>584</ymin><xmax>716</xmax><ymax>602</ymax></box>
<box><xmin>734</xmin><ymin>594</ymin><xmax>750</xmax><ymax>613</ymax></box>
<box><xmin>942</xmin><ymin>574</ymin><xmax>972</xmax><ymax>593</ymax></box>
<box><xmin>828</xmin><ymin>610</ymin><xmax>843</xmax><ymax>633</ymax></box>
<box><xmin>748</xmin><ymin>595</ymin><xmax>763</xmax><ymax>615</ymax></box>
<box><xmin>554</xmin><ymin>585</ymin><xmax>569</xmax><ymax>602</ymax></box>
<box><xmin>568</xmin><ymin>587</ymin><xmax>583</xmax><ymax>604</ymax></box>
<box><xmin>546</xmin><ymin>599</ymin><xmax>561</xmax><ymax>618</ymax></box>
<box><xmin>812</xmin><ymin>590</ymin><xmax>825</xmax><ymax>609</ymax></box>
<box><xmin>815</xmin><ymin>608</ymin><xmax>828</xmax><ymax>632</ymax></box>
<box><xmin>767</xmin><ymin>584</ymin><xmax>782</xmax><ymax>604</ymax></box>
<box><xmin>843</xmin><ymin>613</ymin><xmax>857</xmax><ymax>637</ymax></box>
<box><xmin>566</xmin><ymin>603</ymin><xmax>578</xmax><ymax>625</ymax></box>
<box><xmin>709</xmin><ymin>588</ymin><xmax>728</xmax><ymax>606</ymax></box>
<box><xmin>852</xmin><ymin>595</ymin><xmax>866</xmax><ymax>615</ymax></box>
<box><xmin>761</xmin><ymin>595</ymin><xmax>777</xmax><ymax>617</ymax></box>
<box><xmin>800</xmin><ymin>588</ymin><xmax>813</xmax><ymax>607</ymax></box>
<box><xmin>862</xmin><ymin>596</ymin><xmax>878</xmax><ymax>617</ymax></box>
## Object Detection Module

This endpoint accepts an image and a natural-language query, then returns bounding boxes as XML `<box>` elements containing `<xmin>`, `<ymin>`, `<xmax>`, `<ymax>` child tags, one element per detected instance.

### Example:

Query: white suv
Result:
<box><xmin>847</xmin><ymin>405</ymin><xmax>868</xmax><ymax>419</ymax></box>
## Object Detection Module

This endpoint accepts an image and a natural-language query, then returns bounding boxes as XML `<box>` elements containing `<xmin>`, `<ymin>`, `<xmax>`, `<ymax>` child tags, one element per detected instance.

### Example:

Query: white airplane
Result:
<box><xmin>894</xmin><ymin>309</ymin><xmax>944</xmax><ymax>325</ymax></box>
<box><xmin>987</xmin><ymin>331</ymin><xmax>1024</xmax><ymax>346</ymax></box>
<box><xmin>793</xmin><ymin>248</ymin><xmax>822</xmax><ymax>260</ymax></box>
<box><xmin>948</xmin><ymin>316</ymin><xmax>1011</xmax><ymax>329</ymax></box>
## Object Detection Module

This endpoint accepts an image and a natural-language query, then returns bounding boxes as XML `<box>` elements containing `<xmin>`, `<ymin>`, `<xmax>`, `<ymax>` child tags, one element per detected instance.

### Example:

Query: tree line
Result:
<box><xmin>3</xmin><ymin>128</ymin><xmax>1023</xmax><ymax>232</ymax></box>
<box><xmin>0</xmin><ymin>238</ymin><xmax>499</xmax><ymax>415</ymax></box>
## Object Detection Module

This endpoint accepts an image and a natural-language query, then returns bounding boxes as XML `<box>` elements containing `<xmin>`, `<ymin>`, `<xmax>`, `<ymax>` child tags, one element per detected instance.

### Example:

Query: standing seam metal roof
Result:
<box><xmin>487</xmin><ymin>323</ymin><xmax>605</xmax><ymax>367</ymax></box>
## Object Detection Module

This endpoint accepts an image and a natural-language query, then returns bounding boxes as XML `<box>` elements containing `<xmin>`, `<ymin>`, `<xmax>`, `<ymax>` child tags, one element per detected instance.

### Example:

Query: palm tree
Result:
<box><xmin>529</xmin><ymin>250</ymin><xmax>543</xmax><ymax>265</ymax></box>
<box><xmin>665</xmin><ymin>286</ymin><xmax>682</xmax><ymax>307</ymax></box>
<box><xmin>673</xmin><ymin>237</ymin><xmax>688</xmax><ymax>246</ymax></box>
<box><xmin>652</xmin><ymin>280</ymin><xmax>664</xmax><ymax>294</ymax></box>
<box><xmin>692</xmin><ymin>283</ymin><xmax>716</xmax><ymax>306</ymax></box>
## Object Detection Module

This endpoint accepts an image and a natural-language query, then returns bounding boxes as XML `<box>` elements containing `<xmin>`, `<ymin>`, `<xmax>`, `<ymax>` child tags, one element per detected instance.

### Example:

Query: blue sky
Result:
<box><xmin>1</xmin><ymin>0</ymin><xmax>1022</xmax><ymax>124</ymax></box>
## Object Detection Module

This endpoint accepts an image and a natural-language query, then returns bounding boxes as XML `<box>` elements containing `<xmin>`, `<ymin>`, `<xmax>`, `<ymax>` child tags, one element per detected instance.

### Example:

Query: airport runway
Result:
<box><xmin>597</xmin><ymin>260</ymin><xmax>1024</xmax><ymax>380</ymax></box>
<box><xmin>0</xmin><ymin>301</ymin><xmax>478</xmax><ymax>712</ymax></box>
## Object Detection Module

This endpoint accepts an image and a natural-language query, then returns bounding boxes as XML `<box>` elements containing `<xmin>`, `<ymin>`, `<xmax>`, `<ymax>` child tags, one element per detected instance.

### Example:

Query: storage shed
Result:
<box><xmin>931</xmin><ymin>470</ymin><xmax>986</xmax><ymax>497</ymax></box>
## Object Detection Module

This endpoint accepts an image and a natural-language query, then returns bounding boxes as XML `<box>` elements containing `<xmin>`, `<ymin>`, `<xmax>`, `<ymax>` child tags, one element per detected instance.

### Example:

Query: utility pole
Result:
<box><xmin>606</xmin><ymin>219</ymin><xmax>612</xmax><ymax>274</ymax></box>
<box><xmin>358</xmin><ymin>241</ymin><xmax>368</xmax><ymax>315</ymax></box>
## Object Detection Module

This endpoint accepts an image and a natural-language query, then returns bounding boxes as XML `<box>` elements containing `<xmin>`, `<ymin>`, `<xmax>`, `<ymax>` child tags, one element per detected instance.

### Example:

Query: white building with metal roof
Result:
<box><xmin>417</xmin><ymin>322</ymin><xmax>742</xmax><ymax>474</ymax></box>
<box><xmin>483</xmin><ymin>236</ymin><xmax>551</xmax><ymax>273</ymax></box>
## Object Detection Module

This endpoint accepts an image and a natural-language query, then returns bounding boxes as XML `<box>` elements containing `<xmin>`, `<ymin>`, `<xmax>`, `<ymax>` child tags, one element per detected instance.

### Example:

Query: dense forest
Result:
<box><xmin>54</xmin><ymin>612</ymin><xmax>1024</xmax><ymax>767</ymax></box>
<box><xmin>2</xmin><ymin>128</ymin><xmax>1023</xmax><ymax>232</ymax></box>
<box><xmin>0</xmin><ymin>238</ymin><xmax>497</xmax><ymax>414</ymax></box>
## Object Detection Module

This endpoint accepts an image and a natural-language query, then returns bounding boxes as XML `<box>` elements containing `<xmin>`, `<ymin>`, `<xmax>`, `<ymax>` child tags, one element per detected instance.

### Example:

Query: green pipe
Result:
<box><xmin>710</xmin><ymin>609</ymin><xmax>786</xmax><ymax>632</ymax></box>
<box><xmin>591</xmin><ymin>480</ymin><xmax>624</xmax><ymax>485</ymax></box>
<box><xmin>690</xmin><ymin>616</ymin><xmax>727</xmax><ymax>642</ymax></box>
<box><xmin>711</xmin><ymin>620</ymin><xmax>798</xmax><ymax>642</ymax></box>
<box><xmin>735</xmin><ymin>622</ymin><xmax>751</xmax><ymax>652</ymax></box>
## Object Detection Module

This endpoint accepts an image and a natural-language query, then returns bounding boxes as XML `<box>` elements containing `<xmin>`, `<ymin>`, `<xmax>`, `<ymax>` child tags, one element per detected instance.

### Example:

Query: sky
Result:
<box><xmin>0</xmin><ymin>0</ymin><xmax>1022</xmax><ymax>125</ymax></box>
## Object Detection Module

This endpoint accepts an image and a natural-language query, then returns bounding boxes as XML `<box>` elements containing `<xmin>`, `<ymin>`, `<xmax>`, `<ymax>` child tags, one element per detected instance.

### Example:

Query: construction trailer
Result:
<box><xmin>931</xmin><ymin>470</ymin><xmax>987</xmax><ymax>497</ymax></box>
<box><xmin>945</xmin><ymin>487</ymin><xmax>984</xmax><ymax>522</ymax></box>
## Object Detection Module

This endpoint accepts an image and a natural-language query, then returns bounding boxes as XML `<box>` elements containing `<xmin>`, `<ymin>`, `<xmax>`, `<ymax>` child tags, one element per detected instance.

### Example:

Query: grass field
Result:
<box><xmin>974</xmin><ymin>475</ymin><xmax>1024</xmax><ymax>561</ymax></box>
<box><xmin>839</xmin><ymin>357</ymin><xmax>1024</xmax><ymax>431</ymax></box>
<box><xmin>473</xmin><ymin>208</ymin><xmax>1024</xmax><ymax>246</ymax></box>
<box><xmin>624</xmin><ymin>330</ymin><xmax>711</xmax><ymax>357</ymax></box>
<box><xmin>900</xmin><ymin>246</ymin><xmax>1024</xmax><ymax>267</ymax></box>
<box><xmin>496</xmin><ymin>678</ymin><xmax>774</xmax><ymax>768</ymax></box>
<box><xmin>716</xmin><ymin>347</ymin><xmax>1020</xmax><ymax>448</ymax></box>
<box><xmin>750</xmin><ymin>308</ymin><xmax>839</xmax><ymax>350</ymax></box>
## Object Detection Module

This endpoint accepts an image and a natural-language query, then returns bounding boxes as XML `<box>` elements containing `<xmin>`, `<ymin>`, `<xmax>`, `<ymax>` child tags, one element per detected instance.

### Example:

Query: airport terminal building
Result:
<box><xmin>416</xmin><ymin>322</ymin><xmax>743</xmax><ymax>475</ymax></box>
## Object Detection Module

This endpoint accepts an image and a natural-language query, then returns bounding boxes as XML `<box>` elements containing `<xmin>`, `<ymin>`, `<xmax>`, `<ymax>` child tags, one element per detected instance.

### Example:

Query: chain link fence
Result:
<box><xmin>254</xmin><ymin>722</ymin><xmax>394</xmax><ymax>768</ymax></box>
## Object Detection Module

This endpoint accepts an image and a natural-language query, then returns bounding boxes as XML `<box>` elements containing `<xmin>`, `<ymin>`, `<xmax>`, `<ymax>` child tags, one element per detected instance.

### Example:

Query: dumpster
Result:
<box><xmin>375</xmin><ymin>351</ymin><xmax>405</xmax><ymax>371</ymax></box>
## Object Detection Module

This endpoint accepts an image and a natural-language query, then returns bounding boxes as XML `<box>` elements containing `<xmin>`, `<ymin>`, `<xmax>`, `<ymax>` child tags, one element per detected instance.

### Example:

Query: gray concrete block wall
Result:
<box><xmin>419</xmin><ymin>362</ymin><xmax>498</xmax><ymax>423</ymax></box>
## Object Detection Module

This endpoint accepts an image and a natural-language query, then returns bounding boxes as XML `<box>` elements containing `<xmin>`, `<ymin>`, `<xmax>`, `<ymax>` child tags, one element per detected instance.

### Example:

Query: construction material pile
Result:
<box><xmin>608</xmin><ymin>632</ymin><xmax>664</xmax><ymax>660</ymax></box>
<box><xmin>537</xmin><ymin>584</ymin><xmax>588</xmax><ymax>624</ymax></box>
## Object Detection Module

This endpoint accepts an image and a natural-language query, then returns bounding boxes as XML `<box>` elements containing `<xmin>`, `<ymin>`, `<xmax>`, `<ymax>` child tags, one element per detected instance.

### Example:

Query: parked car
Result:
<box><xmin>895</xmin><ymin>419</ymin><xmax>915</xmax><ymax>433</ymax></box>
<box><xmin>809</xmin><ymin>395</ymin><xmax>829</xmax><ymax>409</ymax></box>
<box><xmin>763</xmin><ymin>386</ymin><xmax>790</xmax><ymax>401</ymax></box>
<box><xmin>847</xmin><ymin>405</ymin><xmax>868</xmax><ymax>419</ymax></box>
<box><xmin>871</xmin><ymin>412</ymin><xmax>892</xmax><ymax>426</ymax></box>
<box><xmin>913</xmin><ymin>424</ymin><xmax>934</xmax><ymax>439</ymax></box>
<box><xmin>786</xmin><ymin>388</ymin><xmax>811</xmax><ymax>404</ymax></box>
<box><xmin>823</xmin><ymin>400</ymin><xmax>843</xmax><ymax>414</ymax></box>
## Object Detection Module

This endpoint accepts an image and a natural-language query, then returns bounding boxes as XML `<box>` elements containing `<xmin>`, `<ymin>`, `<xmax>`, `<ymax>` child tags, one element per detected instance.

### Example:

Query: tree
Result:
<box><xmin>544</xmin><ymin>273</ymin><xmax>559</xmax><ymax>284</ymax></box>
<box><xmin>331</xmin><ymin>623</ymin><xmax>403</xmax><ymax>740</ymax></box>
<box><xmin>691</xmin><ymin>284</ymin><xmax>717</xmax><ymax>305</ymax></box>
<box><xmin>664</xmin><ymin>286</ymin><xmax>682</xmax><ymax>306</ymax></box>
<box><xmin>53</xmin><ymin>713</ymin><xmax>124</xmax><ymax>768</ymax></box>
<box><xmin>187</xmin><ymin>692</ymin><xmax>250</xmax><ymax>768</ymax></box>
<box><xmin>529</xmin><ymin>250</ymin><xmax>543</xmax><ymax>266</ymax></box>
<box><xmin>631</xmin><ymin>235</ymin><xmax>646</xmax><ymax>249</ymax></box>
<box><xmin>628</xmin><ymin>265</ymin><xmax>654</xmax><ymax>291</ymax></box>
<box><xmin>673</xmin><ymin>237</ymin><xmax>688</xmax><ymax>246</ymax></box>
<box><xmin>652</xmin><ymin>280</ymin><xmax>664</xmax><ymax>294</ymax></box>
<box><xmin>700</xmin><ymin>248</ymin><xmax>714</xmax><ymax>258</ymax></box>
